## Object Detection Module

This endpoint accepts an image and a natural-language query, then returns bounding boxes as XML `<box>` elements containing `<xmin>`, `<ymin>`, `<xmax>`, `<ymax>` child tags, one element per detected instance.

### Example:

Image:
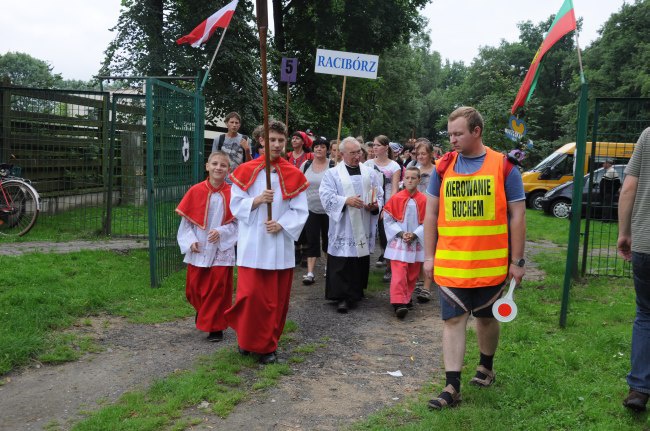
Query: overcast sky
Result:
<box><xmin>0</xmin><ymin>0</ymin><xmax>627</xmax><ymax>81</ymax></box>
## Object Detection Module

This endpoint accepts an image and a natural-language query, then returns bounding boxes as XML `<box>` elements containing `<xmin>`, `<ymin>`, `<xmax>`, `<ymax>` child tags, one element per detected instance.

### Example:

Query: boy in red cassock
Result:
<box><xmin>176</xmin><ymin>151</ymin><xmax>238</xmax><ymax>342</ymax></box>
<box><xmin>225</xmin><ymin>120</ymin><xmax>309</xmax><ymax>364</ymax></box>
<box><xmin>382</xmin><ymin>166</ymin><xmax>426</xmax><ymax>319</ymax></box>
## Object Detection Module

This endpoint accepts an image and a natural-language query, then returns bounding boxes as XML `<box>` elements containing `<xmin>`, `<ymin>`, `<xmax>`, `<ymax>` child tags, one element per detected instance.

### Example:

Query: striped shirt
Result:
<box><xmin>625</xmin><ymin>127</ymin><xmax>650</xmax><ymax>253</ymax></box>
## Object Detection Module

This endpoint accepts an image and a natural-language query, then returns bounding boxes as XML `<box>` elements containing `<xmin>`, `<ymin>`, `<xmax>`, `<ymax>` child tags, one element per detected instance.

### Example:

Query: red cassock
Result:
<box><xmin>176</xmin><ymin>179</ymin><xmax>236</xmax><ymax>333</ymax></box>
<box><xmin>224</xmin><ymin>267</ymin><xmax>294</xmax><ymax>354</ymax></box>
<box><xmin>186</xmin><ymin>265</ymin><xmax>233</xmax><ymax>332</ymax></box>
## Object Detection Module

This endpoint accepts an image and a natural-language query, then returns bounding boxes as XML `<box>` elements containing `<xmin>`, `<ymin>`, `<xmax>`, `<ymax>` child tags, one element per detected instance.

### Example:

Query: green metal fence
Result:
<box><xmin>1</xmin><ymin>81</ymin><xmax>204</xmax><ymax>287</ymax></box>
<box><xmin>0</xmin><ymin>86</ymin><xmax>111</xmax><ymax>233</ymax></box>
<box><xmin>0</xmin><ymin>86</ymin><xmax>153</xmax><ymax>237</ymax></box>
<box><xmin>581</xmin><ymin>97</ymin><xmax>650</xmax><ymax>277</ymax></box>
<box><xmin>146</xmin><ymin>78</ymin><xmax>204</xmax><ymax>287</ymax></box>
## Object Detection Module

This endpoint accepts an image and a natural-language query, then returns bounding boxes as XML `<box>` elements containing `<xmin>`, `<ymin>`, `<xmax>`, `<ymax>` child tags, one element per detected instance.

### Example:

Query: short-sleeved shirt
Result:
<box><xmin>364</xmin><ymin>159</ymin><xmax>401</xmax><ymax>200</ymax></box>
<box><xmin>213</xmin><ymin>133</ymin><xmax>247</xmax><ymax>170</ymax></box>
<box><xmin>624</xmin><ymin>127</ymin><xmax>650</xmax><ymax>253</ymax></box>
<box><xmin>425</xmin><ymin>152</ymin><xmax>525</xmax><ymax>202</ymax></box>
<box><xmin>301</xmin><ymin>160</ymin><xmax>328</xmax><ymax>214</ymax></box>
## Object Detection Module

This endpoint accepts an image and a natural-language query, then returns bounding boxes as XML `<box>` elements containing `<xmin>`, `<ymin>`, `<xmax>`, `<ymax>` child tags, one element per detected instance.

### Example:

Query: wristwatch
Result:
<box><xmin>512</xmin><ymin>258</ymin><xmax>525</xmax><ymax>267</ymax></box>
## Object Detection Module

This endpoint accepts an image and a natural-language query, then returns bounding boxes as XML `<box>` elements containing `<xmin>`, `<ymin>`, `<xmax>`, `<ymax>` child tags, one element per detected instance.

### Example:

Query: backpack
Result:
<box><xmin>214</xmin><ymin>134</ymin><xmax>248</xmax><ymax>151</ymax></box>
<box><xmin>302</xmin><ymin>158</ymin><xmax>335</xmax><ymax>173</ymax></box>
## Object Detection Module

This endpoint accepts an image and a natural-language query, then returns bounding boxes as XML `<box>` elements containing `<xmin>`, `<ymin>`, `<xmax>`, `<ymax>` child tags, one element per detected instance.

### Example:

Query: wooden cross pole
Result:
<box><xmin>336</xmin><ymin>75</ymin><xmax>347</xmax><ymax>144</ymax></box>
<box><xmin>256</xmin><ymin>0</ymin><xmax>272</xmax><ymax>220</ymax></box>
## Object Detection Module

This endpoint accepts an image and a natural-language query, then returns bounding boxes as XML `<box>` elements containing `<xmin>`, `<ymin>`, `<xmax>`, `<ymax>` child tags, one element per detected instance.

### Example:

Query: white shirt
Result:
<box><xmin>177</xmin><ymin>192</ymin><xmax>238</xmax><ymax>267</ymax></box>
<box><xmin>364</xmin><ymin>159</ymin><xmax>401</xmax><ymax>200</ymax></box>
<box><xmin>319</xmin><ymin>165</ymin><xmax>384</xmax><ymax>257</ymax></box>
<box><xmin>383</xmin><ymin>199</ymin><xmax>424</xmax><ymax>263</ymax></box>
<box><xmin>230</xmin><ymin>170</ymin><xmax>309</xmax><ymax>270</ymax></box>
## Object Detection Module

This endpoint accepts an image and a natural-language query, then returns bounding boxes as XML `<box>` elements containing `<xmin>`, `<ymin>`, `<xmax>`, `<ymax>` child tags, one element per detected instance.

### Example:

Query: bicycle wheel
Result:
<box><xmin>0</xmin><ymin>180</ymin><xmax>39</xmax><ymax>237</ymax></box>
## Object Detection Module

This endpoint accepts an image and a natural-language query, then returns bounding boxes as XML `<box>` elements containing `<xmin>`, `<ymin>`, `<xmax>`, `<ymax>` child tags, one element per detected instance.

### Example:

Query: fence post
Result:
<box><xmin>146</xmin><ymin>79</ymin><xmax>159</xmax><ymax>287</ymax></box>
<box><xmin>0</xmin><ymin>83</ymin><xmax>10</xmax><ymax>163</ymax></box>
<box><xmin>560</xmin><ymin>79</ymin><xmax>589</xmax><ymax>328</ymax></box>
<box><xmin>104</xmin><ymin>93</ymin><xmax>115</xmax><ymax>235</ymax></box>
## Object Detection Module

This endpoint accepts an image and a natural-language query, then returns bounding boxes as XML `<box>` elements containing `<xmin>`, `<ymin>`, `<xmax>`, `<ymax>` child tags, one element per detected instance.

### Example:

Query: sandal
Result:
<box><xmin>427</xmin><ymin>384</ymin><xmax>461</xmax><ymax>410</ymax></box>
<box><xmin>469</xmin><ymin>365</ymin><xmax>495</xmax><ymax>387</ymax></box>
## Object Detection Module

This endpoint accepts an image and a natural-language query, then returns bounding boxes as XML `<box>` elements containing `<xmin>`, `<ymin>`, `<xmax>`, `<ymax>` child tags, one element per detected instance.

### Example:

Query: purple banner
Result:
<box><xmin>280</xmin><ymin>57</ymin><xmax>298</xmax><ymax>83</ymax></box>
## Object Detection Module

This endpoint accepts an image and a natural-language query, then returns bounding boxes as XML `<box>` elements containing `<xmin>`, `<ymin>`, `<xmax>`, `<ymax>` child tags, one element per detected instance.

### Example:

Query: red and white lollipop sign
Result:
<box><xmin>493</xmin><ymin>278</ymin><xmax>518</xmax><ymax>323</ymax></box>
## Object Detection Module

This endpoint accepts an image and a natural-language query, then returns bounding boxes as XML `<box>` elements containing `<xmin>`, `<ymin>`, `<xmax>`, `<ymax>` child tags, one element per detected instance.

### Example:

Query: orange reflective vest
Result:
<box><xmin>434</xmin><ymin>147</ymin><xmax>509</xmax><ymax>288</ymax></box>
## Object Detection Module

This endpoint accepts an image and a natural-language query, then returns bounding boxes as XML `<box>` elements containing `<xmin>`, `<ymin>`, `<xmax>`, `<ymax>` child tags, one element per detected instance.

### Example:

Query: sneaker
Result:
<box><xmin>375</xmin><ymin>259</ymin><xmax>386</xmax><ymax>268</ymax></box>
<box><xmin>415</xmin><ymin>287</ymin><xmax>432</xmax><ymax>303</ymax></box>
<box><xmin>302</xmin><ymin>273</ymin><xmax>315</xmax><ymax>285</ymax></box>
<box><xmin>382</xmin><ymin>271</ymin><xmax>391</xmax><ymax>282</ymax></box>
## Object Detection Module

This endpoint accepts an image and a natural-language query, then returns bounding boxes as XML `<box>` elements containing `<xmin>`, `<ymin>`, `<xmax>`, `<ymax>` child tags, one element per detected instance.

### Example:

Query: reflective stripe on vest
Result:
<box><xmin>434</xmin><ymin>147</ymin><xmax>509</xmax><ymax>288</ymax></box>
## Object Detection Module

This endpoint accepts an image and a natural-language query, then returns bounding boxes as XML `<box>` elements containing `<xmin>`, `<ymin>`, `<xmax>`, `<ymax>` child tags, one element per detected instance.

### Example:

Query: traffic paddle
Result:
<box><xmin>493</xmin><ymin>278</ymin><xmax>518</xmax><ymax>323</ymax></box>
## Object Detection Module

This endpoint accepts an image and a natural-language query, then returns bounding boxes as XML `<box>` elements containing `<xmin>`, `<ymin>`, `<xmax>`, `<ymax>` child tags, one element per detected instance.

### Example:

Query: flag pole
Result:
<box><xmin>574</xmin><ymin>31</ymin><xmax>585</xmax><ymax>81</ymax></box>
<box><xmin>285</xmin><ymin>83</ymin><xmax>290</xmax><ymax>129</ymax></box>
<box><xmin>256</xmin><ymin>0</ymin><xmax>272</xmax><ymax>220</ymax></box>
<box><xmin>199</xmin><ymin>27</ymin><xmax>229</xmax><ymax>92</ymax></box>
<box><xmin>336</xmin><ymin>75</ymin><xmax>347</xmax><ymax>144</ymax></box>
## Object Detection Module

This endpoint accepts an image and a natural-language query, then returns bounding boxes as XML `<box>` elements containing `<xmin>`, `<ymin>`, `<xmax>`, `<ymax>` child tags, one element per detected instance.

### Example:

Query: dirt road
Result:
<box><xmin>0</xmin><ymin>242</ymin><xmax>549</xmax><ymax>431</ymax></box>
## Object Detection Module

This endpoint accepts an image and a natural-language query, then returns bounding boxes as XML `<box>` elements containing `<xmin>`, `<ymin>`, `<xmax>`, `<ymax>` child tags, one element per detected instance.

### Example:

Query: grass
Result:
<box><xmin>72</xmin><ymin>348</ymin><xmax>251</xmax><ymax>431</ymax></box>
<box><xmin>0</xmin><ymin>249</ymin><xmax>190</xmax><ymax>374</ymax></box>
<box><xmin>527</xmin><ymin>208</ymin><xmax>621</xmax><ymax>249</ymax></box>
<box><xmin>351</xmin><ymin>210</ymin><xmax>647</xmax><ymax>430</ymax></box>
<box><xmin>70</xmin><ymin>327</ymin><xmax>326</xmax><ymax>430</ymax></box>
<box><xmin>0</xmin><ymin>204</ymin><xmax>148</xmax><ymax>243</ymax></box>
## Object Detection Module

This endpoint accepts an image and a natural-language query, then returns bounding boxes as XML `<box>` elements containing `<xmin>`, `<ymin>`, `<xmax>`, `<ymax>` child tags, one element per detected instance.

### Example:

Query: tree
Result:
<box><xmin>268</xmin><ymin>0</ymin><xmax>431</xmax><ymax>137</ymax></box>
<box><xmin>582</xmin><ymin>0</ymin><xmax>650</xmax><ymax>98</ymax></box>
<box><xmin>0</xmin><ymin>52</ymin><xmax>63</xmax><ymax>87</ymax></box>
<box><xmin>101</xmin><ymin>0</ymin><xmax>262</xmax><ymax>130</ymax></box>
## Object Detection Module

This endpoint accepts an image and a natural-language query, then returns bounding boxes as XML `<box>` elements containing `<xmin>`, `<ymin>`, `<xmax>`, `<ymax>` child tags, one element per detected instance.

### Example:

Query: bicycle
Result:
<box><xmin>0</xmin><ymin>164</ymin><xmax>40</xmax><ymax>237</ymax></box>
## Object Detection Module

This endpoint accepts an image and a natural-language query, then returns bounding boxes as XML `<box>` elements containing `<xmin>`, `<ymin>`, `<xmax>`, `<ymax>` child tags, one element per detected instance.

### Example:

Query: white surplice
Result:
<box><xmin>177</xmin><ymin>192</ymin><xmax>238</xmax><ymax>267</ymax></box>
<box><xmin>383</xmin><ymin>199</ymin><xmax>425</xmax><ymax>264</ymax></box>
<box><xmin>319</xmin><ymin>164</ymin><xmax>384</xmax><ymax>257</ymax></box>
<box><xmin>230</xmin><ymin>170</ymin><xmax>309</xmax><ymax>270</ymax></box>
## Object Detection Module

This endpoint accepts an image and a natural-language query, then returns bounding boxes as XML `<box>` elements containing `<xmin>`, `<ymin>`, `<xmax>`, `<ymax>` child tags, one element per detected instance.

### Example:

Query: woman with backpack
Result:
<box><xmin>365</xmin><ymin>135</ymin><xmax>402</xmax><ymax>282</ymax></box>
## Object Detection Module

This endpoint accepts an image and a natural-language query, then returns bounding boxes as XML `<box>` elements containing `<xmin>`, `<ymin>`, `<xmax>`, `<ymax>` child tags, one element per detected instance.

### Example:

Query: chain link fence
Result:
<box><xmin>581</xmin><ymin>97</ymin><xmax>650</xmax><ymax>277</ymax></box>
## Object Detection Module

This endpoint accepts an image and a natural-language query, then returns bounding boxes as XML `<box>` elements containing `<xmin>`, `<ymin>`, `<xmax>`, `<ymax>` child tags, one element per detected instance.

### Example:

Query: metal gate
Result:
<box><xmin>581</xmin><ymin>97</ymin><xmax>650</xmax><ymax>277</ymax></box>
<box><xmin>145</xmin><ymin>78</ymin><xmax>204</xmax><ymax>287</ymax></box>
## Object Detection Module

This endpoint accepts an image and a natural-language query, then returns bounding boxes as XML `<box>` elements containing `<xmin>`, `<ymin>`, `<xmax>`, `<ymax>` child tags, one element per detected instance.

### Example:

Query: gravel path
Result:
<box><xmin>0</xmin><ymin>239</ymin><xmax>148</xmax><ymax>256</ymax></box>
<box><xmin>0</xmin><ymin>241</ymin><xmax>548</xmax><ymax>431</ymax></box>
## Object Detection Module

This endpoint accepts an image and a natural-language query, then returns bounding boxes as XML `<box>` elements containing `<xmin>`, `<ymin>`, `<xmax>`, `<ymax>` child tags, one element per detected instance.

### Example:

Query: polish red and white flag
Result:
<box><xmin>176</xmin><ymin>0</ymin><xmax>238</xmax><ymax>47</ymax></box>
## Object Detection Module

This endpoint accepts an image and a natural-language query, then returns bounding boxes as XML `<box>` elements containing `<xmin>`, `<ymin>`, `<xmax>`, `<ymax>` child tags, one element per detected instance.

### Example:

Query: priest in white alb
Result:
<box><xmin>224</xmin><ymin>120</ymin><xmax>309</xmax><ymax>365</ymax></box>
<box><xmin>319</xmin><ymin>137</ymin><xmax>384</xmax><ymax>313</ymax></box>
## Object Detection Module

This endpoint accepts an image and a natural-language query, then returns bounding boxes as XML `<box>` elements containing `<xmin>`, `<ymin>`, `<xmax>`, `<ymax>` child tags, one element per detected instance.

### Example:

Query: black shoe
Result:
<box><xmin>623</xmin><ymin>389</ymin><xmax>649</xmax><ymax>412</ymax></box>
<box><xmin>337</xmin><ymin>300</ymin><xmax>348</xmax><ymax>313</ymax></box>
<box><xmin>259</xmin><ymin>351</ymin><xmax>277</xmax><ymax>365</ymax></box>
<box><xmin>207</xmin><ymin>331</ymin><xmax>223</xmax><ymax>342</ymax></box>
<box><xmin>414</xmin><ymin>287</ymin><xmax>432</xmax><ymax>303</ymax></box>
<box><xmin>238</xmin><ymin>346</ymin><xmax>250</xmax><ymax>356</ymax></box>
<box><xmin>406</xmin><ymin>300</ymin><xmax>414</xmax><ymax>310</ymax></box>
<box><xmin>394</xmin><ymin>305</ymin><xmax>408</xmax><ymax>319</ymax></box>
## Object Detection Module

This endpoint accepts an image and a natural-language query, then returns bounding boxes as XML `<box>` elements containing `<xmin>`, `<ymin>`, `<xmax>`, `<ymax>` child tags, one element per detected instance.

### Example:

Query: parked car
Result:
<box><xmin>540</xmin><ymin>165</ymin><xmax>627</xmax><ymax>219</ymax></box>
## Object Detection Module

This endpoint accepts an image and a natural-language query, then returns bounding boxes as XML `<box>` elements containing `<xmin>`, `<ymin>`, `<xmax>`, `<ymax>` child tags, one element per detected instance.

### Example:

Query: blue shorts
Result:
<box><xmin>438</xmin><ymin>283</ymin><xmax>505</xmax><ymax>320</ymax></box>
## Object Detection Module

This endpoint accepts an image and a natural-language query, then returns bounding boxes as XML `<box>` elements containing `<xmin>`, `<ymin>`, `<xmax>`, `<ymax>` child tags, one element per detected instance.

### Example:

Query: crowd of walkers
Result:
<box><xmin>176</xmin><ymin>107</ymin><xmax>528</xmax><ymax>412</ymax></box>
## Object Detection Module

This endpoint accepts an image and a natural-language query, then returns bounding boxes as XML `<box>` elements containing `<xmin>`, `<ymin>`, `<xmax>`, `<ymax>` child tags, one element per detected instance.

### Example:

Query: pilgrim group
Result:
<box><xmin>175</xmin><ymin>106</ymin><xmax>527</xmax><ymax>410</ymax></box>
